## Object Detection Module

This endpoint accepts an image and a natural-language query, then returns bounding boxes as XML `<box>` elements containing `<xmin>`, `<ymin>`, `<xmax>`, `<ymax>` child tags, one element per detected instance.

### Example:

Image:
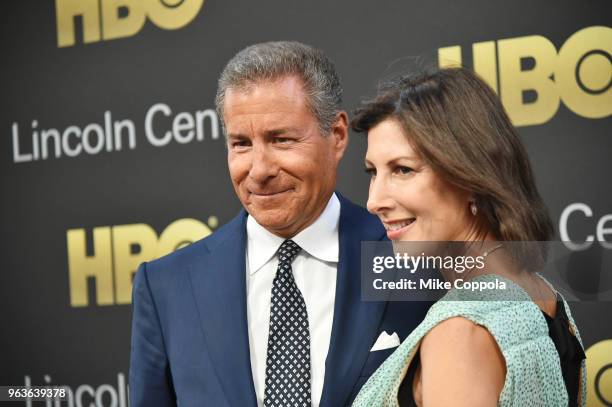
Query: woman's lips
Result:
<box><xmin>383</xmin><ymin>218</ymin><xmax>416</xmax><ymax>240</ymax></box>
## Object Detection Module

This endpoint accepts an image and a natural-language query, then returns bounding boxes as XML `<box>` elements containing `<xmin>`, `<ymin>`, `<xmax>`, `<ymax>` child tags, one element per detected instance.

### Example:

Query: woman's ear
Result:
<box><xmin>468</xmin><ymin>196</ymin><xmax>478</xmax><ymax>216</ymax></box>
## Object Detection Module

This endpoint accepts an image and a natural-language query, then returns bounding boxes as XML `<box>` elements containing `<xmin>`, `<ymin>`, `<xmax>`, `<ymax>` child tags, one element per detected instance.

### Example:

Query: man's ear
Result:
<box><xmin>331</xmin><ymin>111</ymin><xmax>349</xmax><ymax>161</ymax></box>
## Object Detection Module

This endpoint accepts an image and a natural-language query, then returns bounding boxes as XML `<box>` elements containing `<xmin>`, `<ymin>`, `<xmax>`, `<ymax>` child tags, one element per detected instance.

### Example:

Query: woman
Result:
<box><xmin>351</xmin><ymin>67</ymin><xmax>586</xmax><ymax>406</ymax></box>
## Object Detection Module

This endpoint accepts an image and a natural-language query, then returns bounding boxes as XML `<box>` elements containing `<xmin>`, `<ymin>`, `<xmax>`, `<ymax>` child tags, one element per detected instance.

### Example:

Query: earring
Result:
<box><xmin>470</xmin><ymin>202</ymin><xmax>478</xmax><ymax>216</ymax></box>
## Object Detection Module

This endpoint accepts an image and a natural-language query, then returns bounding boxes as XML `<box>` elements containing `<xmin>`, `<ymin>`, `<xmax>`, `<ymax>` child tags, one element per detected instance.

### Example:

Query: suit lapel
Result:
<box><xmin>319</xmin><ymin>195</ymin><xmax>387</xmax><ymax>407</ymax></box>
<box><xmin>189</xmin><ymin>211</ymin><xmax>257</xmax><ymax>407</ymax></box>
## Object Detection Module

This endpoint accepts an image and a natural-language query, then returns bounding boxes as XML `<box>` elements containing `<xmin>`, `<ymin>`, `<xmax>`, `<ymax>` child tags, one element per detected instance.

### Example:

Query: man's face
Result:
<box><xmin>224</xmin><ymin>75</ymin><xmax>348</xmax><ymax>238</ymax></box>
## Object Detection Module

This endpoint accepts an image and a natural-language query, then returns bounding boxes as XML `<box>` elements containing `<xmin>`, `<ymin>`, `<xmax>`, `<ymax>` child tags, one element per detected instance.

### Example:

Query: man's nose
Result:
<box><xmin>248</xmin><ymin>144</ymin><xmax>278</xmax><ymax>183</ymax></box>
<box><xmin>367</xmin><ymin>175</ymin><xmax>395</xmax><ymax>215</ymax></box>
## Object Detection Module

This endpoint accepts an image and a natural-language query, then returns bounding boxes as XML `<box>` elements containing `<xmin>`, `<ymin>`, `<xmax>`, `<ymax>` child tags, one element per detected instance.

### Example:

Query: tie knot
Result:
<box><xmin>277</xmin><ymin>239</ymin><xmax>302</xmax><ymax>264</ymax></box>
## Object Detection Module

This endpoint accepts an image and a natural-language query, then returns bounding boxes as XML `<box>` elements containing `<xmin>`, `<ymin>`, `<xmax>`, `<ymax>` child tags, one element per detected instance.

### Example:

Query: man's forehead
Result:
<box><xmin>224</xmin><ymin>76</ymin><xmax>308</xmax><ymax>109</ymax></box>
<box><xmin>225</xmin><ymin>111</ymin><xmax>303</xmax><ymax>138</ymax></box>
<box><xmin>223</xmin><ymin>76</ymin><xmax>316</xmax><ymax>134</ymax></box>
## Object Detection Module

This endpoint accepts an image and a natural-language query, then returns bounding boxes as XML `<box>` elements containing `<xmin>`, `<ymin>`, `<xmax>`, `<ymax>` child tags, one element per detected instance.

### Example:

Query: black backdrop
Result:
<box><xmin>1</xmin><ymin>1</ymin><xmax>611</xmax><ymax>406</ymax></box>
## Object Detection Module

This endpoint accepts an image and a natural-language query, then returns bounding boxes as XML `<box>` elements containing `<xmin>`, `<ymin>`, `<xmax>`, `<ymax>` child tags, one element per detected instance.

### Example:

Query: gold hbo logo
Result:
<box><xmin>586</xmin><ymin>340</ymin><xmax>612</xmax><ymax>406</ymax></box>
<box><xmin>55</xmin><ymin>0</ymin><xmax>205</xmax><ymax>47</ymax></box>
<box><xmin>438</xmin><ymin>26</ymin><xmax>611</xmax><ymax>126</ymax></box>
<box><xmin>66</xmin><ymin>217</ymin><xmax>218</xmax><ymax>307</ymax></box>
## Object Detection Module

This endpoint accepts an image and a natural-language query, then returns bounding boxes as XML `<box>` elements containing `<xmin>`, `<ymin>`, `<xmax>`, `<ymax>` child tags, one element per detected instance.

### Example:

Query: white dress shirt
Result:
<box><xmin>246</xmin><ymin>193</ymin><xmax>340</xmax><ymax>407</ymax></box>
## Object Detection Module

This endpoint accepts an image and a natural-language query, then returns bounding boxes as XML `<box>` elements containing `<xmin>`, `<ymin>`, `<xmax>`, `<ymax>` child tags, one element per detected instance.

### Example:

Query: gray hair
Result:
<box><xmin>215</xmin><ymin>41</ymin><xmax>343</xmax><ymax>136</ymax></box>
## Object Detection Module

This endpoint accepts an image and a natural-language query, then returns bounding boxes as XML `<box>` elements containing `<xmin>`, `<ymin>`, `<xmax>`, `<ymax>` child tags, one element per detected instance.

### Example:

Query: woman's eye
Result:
<box><xmin>364</xmin><ymin>167</ymin><xmax>376</xmax><ymax>177</ymax></box>
<box><xmin>394</xmin><ymin>166</ymin><xmax>413</xmax><ymax>175</ymax></box>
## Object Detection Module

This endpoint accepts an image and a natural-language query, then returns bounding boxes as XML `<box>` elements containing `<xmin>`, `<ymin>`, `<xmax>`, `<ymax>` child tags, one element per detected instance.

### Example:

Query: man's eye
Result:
<box><xmin>274</xmin><ymin>137</ymin><xmax>292</xmax><ymax>144</ymax></box>
<box><xmin>231</xmin><ymin>140</ymin><xmax>250</xmax><ymax>148</ymax></box>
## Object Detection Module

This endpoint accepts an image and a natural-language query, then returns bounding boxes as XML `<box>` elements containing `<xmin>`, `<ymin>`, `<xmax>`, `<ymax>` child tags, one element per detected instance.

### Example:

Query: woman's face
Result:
<box><xmin>365</xmin><ymin>118</ymin><xmax>474</xmax><ymax>242</ymax></box>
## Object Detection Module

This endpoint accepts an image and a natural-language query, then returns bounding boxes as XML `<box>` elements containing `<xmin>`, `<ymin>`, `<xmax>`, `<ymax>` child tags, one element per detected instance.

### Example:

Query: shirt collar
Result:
<box><xmin>246</xmin><ymin>193</ymin><xmax>340</xmax><ymax>275</ymax></box>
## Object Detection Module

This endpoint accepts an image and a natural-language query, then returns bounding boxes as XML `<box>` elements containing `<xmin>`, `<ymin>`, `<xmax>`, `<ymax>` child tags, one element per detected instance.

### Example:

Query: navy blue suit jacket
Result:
<box><xmin>129</xmin><ymin>194</ymin><xmax>430</xmax><ymax>406</ymax></box>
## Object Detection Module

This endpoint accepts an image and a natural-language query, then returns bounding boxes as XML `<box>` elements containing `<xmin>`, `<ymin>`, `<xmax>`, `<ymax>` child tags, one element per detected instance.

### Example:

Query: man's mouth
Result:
<box><xmin>249</xmin><ymin>188</ymin><xmax>292</xmax><ymax>198</ymax></box>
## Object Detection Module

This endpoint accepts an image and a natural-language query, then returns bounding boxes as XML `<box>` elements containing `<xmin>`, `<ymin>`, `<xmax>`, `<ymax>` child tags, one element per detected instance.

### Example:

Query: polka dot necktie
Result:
<box><xmin>263</xmin><ymin>239</ymin><xmax>312</xmax><ymax>407</ymax></box>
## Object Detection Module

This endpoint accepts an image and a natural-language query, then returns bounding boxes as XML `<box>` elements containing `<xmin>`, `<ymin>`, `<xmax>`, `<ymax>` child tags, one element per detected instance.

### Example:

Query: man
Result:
<box><xmin>130</xmin><ymin>41</ymin><xmax>429</xmax><ymax>407</ymax></box>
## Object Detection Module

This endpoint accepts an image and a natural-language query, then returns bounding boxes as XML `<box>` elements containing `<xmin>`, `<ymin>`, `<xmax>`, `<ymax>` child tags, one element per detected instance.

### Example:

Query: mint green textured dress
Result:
<box><xmin>352</xmin><ymin>275</ymin><xmax>586</xmax><ymax>407</ymax></box>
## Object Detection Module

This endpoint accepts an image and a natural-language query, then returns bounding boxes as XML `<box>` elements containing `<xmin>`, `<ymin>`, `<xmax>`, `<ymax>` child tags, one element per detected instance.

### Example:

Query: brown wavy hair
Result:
<box><xmin>351</xmin><ymin>67</ymin><xmax>553</xmax><ymax>271</ymax></box>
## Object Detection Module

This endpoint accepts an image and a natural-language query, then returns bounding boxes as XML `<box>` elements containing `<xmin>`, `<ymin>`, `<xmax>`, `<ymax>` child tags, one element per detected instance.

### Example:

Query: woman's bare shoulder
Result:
<box><xmin>417</xmin><ymin>316</ymin><xmax>506</xmax><ymax>406</ymax></box>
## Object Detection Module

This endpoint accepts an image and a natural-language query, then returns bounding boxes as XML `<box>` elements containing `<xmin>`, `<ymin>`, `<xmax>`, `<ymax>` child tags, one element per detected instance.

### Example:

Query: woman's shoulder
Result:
<box><xmin>426</xmin><ymin>274</ymin><xmax>551</xmax><ymax>349</ymax></box>
<box><xmin>351</xmin><ymin>275</ymin><xmax>577</xmax><ymax>407</ymax></box>
<box><xmin>418</xmin><ymin>316</ymin><xmax>506</xmax><ymax>405</ymax></box>
<box><xmin>420</xmin><ymin>314</ymin><xmax>506</xmax><ymax>376</ymax></box>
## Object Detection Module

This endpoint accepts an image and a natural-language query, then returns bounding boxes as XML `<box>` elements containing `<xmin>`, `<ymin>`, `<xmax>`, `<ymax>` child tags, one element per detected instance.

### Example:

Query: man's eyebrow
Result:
<box><xmin>264</xmin><ymin>128</ymin><xmax>297</xmax><ymax>137</ymax></box>
<box><xmin>227</xmin><ymin>133</ymin><xmax>249</xmax><ymax>139</ymax></box>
